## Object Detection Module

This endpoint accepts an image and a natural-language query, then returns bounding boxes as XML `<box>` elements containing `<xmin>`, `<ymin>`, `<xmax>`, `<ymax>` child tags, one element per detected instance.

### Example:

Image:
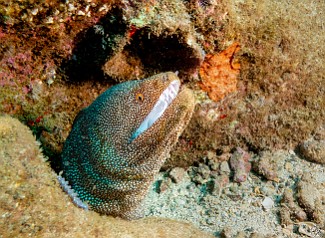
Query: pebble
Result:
<box><xmin>207</xmin><ymin>150</ymin><xmax>217</xmax><ymax>161</ymax></box>
<box><xmin>45</xmin><ymin>17</ymin><xmax>54</xmax><ymax>24</ymax></box>
<box><xmin>98</xmin><ymin>4</ymin><xmax>108</xmax><ymax>12</ymax></box>
<box><xmin>197</xmin><ymin>163</ymin><xmax>210</xmax><ymax>179</ymax></box>
<box><xmin>221</xmin><ymin>227</ymin><xmax>233</xmax><ymax>238</ymax></box>
<box><xmin>284</xmin><ymin>162</ymin><xmax>293</xmax><ymax>173</ymax></box>
<box><xmin>77</xmin><ymin>10</ymin><xmax>85</xmax><ymax>16</ymax></box>
<box><xmin>206</xmin><ymin>217</ymin><xmax>216</xmax><ymax>225</ymax></box>
<box><xmin>219</xmin><ymin>161</ymin><xmax>230</xmax><ymax>175</ymax></box>
<box><xmin>260</xmin><ymin>181</ymin><xmax>276</xmax><ymax>197</ymax></box>
<box><xmin>208</xmin><ymin>154</ymin><xmax>219</xmax><ymax>171</ymax></box>
<box><xmin>261</xmin><ymin>197</ymin><xmax>274</xmax><ymax>211</ymax></box>
<box><xmin>210</xmin><ymin>175</ymin><xmax>229</xmax><ymax>196</ymax></box>
<box><xmin>31</xmin><ymin>8</ymin><xmax>38</xmax><ymax>15</ymax></box>
<box><xmin>229</xmin><ymin>147</ymin><xmax>251</xmax><ymax>183</ymax></box>
<box><xmin>297</xmin><ymin>177</ymin><xmax>325</xmax><ymax>224</ymax></box>
<box><xmin>280</xmin><ymin>189</ymin><xmax>307</xmax><ymax>224</ymax></box>
<box><xmin>159</xmin><ymin>177</ymin><xmax>172</xmax><ymax>193</ymax></box>
<box><xmin>169</xmin><ymin>167</ymin><xmax>186</xmax><ymax>183</ymax></box>
<box><xmin>253</xmin><ymin>151</ymin><xmax>278</xmax><ymax>181</ymax></box>
<box><xmin>176</xmin><ymin>198</ymin><xmax>186</xmax><ymax>206</ymax></box>
<box><xmin>68</xmin><ymin>3</ymin><xmax>76</xmax><ymax>11</ymax></box>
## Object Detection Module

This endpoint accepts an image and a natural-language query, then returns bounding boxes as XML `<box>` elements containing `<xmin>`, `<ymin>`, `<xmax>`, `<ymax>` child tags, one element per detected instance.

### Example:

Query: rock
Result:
<box><xmin>159</xmin><ymin>177</ymin><xmax>173</xmax><ymax>193</ymax></box>
<box><xmin>0</xmin><ymin>116</ymin><xmax>214</xmax><ymax>238</ymax></box>
<box><xmin>282</xmin><ymin>224</ymin><xmax>295</xmax><ymax>237</ymax></box>
<box><xmin>252</xmin><ymin>151</ymin><xmax>279</xmax><ymax>181</ymax></box>
<box><xmin>260</xmin><ymin>181</ymin><xmax>277</xmax><ymax>197</ymax></box>
<box><xmin>297</xmin><ymin>222</ymin><xmax>325</xmax><ymax>237</ymax></box>
<box><xmin>298</xmin><ymin>138</ymin><xmax>325</xmax><ymax>164</ymax></box>
<box><xmin>207</xmin><ymin>150</ymin><xmax>217</xmax><ymax>161</ymax></box>
<box><xmin>229</xmin><ymin>147</ymin><xmax>251</xmax><ymax>183</ymax></box>
<box><xmin>221</xmin><ymin>227</ymin><xmax>233</xmax><ymax>238</ymax></box>
<box><xmin>295</xmin><ymin>210</ymin><xmax>309</xmax><ymax>222</ymax></box>
<box><xmin>314</xmin><ymin>124</ymin><xmax>325</xmax><ymax>140</ymax></box>
<box><xmin>279</xmin><ymin>207</ymin><xmax>292</xmax><ymax>226</ymax></box>
<box><xmin>261</xmin><ymin>197</ymin><xmax>274</xmax><ymax>211</ymax></box>
<box><xmin>297</xmin><ymin>175</ymin><xmax>325</xmax><ymax>224</ymax></box>
<box><xmin>280</xmin><ymin>189</ymin><xmax>307</xmax><ymax>224</ymax></box>
<box><xmin>207</xmin><ymin>152</ymin><xmax>220</xmax><ymax>171</ymax></box>
<box><xmin>197</xmin><ymin>163</ymin><xmax>211</xmax><ymax>180</ymax></box>
<box><xmin>189</xmin><ymin>163</ymin><xmax>211</xmax><ymax>184</ymax></box>
<box><xmin>209</xmin><ymin>170</ymin><xmax>219</xmax><ymax>179</ymax></box>
<box><xmin>169</xmin><ymin>167</ymin><xmax>186</xmax><ymax>183</ymax></box>
<box><xmin>219</xmin><ymin>161</ymin><xmax>231</xmax><ymax>175</ymax></box>
<box><xmin>210</xmin><ymin>175</ymin><xmax>229</xmax><ymax>196</ymax></box>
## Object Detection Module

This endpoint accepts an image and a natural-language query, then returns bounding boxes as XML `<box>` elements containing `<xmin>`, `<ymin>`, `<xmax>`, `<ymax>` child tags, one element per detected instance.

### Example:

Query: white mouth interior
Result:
<box><xmin>131</xmin><ymin>80</ymin><xmax>180</xmax><ymax>141</ymax></box>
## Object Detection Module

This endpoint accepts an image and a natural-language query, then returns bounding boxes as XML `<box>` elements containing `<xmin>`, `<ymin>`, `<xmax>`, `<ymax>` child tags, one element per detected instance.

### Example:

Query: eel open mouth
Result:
<box><xmin>131</xmin><ymin>80</ymin><xmax>180</xmax><ymax>141</ymax></box>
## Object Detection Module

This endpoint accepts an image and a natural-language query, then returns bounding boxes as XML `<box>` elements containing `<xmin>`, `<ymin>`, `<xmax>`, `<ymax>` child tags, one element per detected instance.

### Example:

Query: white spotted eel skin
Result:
<box><xmin>59</xmin><ymin>72</ymin><xmax>195</xmax><ymax>219</ymax></box>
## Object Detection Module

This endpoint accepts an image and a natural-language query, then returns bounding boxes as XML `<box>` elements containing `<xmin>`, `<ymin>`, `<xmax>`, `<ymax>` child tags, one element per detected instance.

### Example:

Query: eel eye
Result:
<box><xmin>136</xmin><ymin>93</ymin><xmax>144</xmax><ymax>102</ymax></box>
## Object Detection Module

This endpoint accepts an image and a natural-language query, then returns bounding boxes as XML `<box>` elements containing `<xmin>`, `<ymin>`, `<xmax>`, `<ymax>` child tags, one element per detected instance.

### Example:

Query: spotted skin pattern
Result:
<box><xmin>60</xmin><ymin>72</ymin><xmax>195</xmax><ymax>219</ymax></box>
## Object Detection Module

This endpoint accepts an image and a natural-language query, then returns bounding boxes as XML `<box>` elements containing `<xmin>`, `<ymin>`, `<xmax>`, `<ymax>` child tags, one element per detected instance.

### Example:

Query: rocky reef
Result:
<box><xmin>1</xmin><ymin>0</ymin><xmax>324</xmax><ymax>164</ymax></box>
<box><xmin>1</xmin><ymin>0</ymin><xmax>325</xmax><ymax>237</ymax></box>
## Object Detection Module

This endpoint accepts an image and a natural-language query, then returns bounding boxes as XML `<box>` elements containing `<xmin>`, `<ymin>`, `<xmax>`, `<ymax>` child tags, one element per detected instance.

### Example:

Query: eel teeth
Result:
<box><xmin>131</xmin><ymin>80</ymin><xmax>180</xmax><ymax>141</ymax></box>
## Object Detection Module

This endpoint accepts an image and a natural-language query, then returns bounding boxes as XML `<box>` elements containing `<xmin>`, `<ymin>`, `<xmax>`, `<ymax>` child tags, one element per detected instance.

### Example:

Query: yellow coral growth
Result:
<box><xmin>199</xmin><ymin>42</ymin><xmax>240</xmax><ymax>102</ymax></box>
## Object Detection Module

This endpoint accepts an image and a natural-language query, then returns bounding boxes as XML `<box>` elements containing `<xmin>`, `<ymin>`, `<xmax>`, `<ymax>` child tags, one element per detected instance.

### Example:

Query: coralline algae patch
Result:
<box><xmin>199</xmin><ymin>42</ymin><xmax>241</xmax><ymax>102</ymax></box>
<box><xmin>0</xmin><ymin>115</ymin><xmax>213</xmax><ymax>238</ymax></box>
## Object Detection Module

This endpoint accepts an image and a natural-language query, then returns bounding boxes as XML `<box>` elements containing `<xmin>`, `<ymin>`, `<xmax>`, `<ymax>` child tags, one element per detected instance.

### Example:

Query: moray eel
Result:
<box><xmin>59</xmin><ymin>72</ymin><xmax>195</xmax><ymax>219</ymax></box>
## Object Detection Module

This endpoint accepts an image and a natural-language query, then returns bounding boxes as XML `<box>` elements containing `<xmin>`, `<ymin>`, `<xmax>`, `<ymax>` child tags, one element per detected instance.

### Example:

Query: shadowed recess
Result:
<box><xmin>60</xmin><ymin>7</ymin><xmax>127</xmax><ymax>82</ymax></box>
<box><xmin>125</xmin><ymin>28</ymin><xmax>202</xmax><ymax>77</ymax></box>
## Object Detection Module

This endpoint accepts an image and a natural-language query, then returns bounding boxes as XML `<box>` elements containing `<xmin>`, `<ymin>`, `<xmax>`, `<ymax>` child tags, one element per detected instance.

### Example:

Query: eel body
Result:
<box><xmin>59</xmin><ymin>72</ymin><xmax>195</xmax><ymax>219</ymax></box>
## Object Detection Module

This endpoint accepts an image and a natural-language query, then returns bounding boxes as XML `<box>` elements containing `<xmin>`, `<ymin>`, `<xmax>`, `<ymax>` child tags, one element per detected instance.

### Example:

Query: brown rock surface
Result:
<box><xmin>297</xmin><ymin>175</ymin><xmax>325</xmax><ymax>225</ymax></box>
<box><xmin>298</xmin><ymin>138</ymin><xmax>325</xmax><ymax>164</ymax></box>
<box><xmin>253</xmin><ymin>151</ymin><xmax>279</xmax><ymax>181</ymax></box>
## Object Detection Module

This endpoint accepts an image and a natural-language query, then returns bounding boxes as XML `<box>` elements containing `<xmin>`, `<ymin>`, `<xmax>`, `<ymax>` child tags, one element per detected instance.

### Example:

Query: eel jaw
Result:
<box><xmin>130</xmin><ymin>80</ymin><xmax>180</xmax><ymax>141</ymax></box>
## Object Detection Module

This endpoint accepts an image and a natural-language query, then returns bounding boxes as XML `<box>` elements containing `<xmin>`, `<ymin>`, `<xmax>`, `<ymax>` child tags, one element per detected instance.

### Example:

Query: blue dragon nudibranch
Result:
<box><xmin>59</xmin><ymin>72</ymin><xmax>195</xmax><ymax>219</ymax></box>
